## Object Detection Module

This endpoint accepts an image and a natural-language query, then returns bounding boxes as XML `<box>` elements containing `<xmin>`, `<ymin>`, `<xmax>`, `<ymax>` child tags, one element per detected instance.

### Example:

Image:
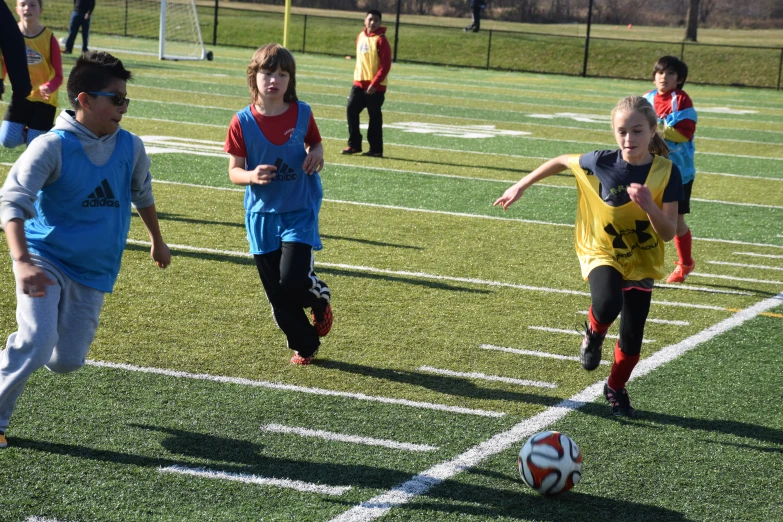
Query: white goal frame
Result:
<box><xmin>158</xmin><ymin>0</ymin><xmax>210</xmax><ymax>61</ymax></box>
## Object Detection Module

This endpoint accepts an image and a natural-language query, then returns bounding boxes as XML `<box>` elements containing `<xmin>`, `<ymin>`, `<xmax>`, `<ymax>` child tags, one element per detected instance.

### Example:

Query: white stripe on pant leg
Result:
<box><xmin>307</xmin><ymin>248</ymin><xmax>331</xmax><ymax>302</ymax></box>
<box><xmin>328</xmin><ymin>292</ymin><xmax>783</xmax><ymax>522</ymax></box>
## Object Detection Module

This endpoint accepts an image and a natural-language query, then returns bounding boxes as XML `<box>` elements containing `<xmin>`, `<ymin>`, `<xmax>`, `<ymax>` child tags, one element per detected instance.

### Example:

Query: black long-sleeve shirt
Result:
<box><xmin>74</xmin><ymin>0</ymin><xmax>96</xmax><ymax>15</ymax></box>
<box><xmin>0</xmin><ymin>2</ymin><xmax>32</xmax><ymax>101</ymax></box>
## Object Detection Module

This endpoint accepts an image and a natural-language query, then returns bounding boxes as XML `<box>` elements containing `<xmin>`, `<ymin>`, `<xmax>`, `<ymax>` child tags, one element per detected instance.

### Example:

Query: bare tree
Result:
<box><xmin>685</xmin><ymin>0</ymin><xmax>700</xmax><ymax>41</ymax></box>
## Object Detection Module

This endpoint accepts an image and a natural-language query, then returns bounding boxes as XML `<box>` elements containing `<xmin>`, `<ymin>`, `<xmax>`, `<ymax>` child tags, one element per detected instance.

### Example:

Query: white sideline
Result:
<box><xmin>84</xmin><ymin>360</ymin><xmax>504</xmax><ymax>418</ymax></box>
<box><xmin>328</xmin><ymin>292</ymin><xmax>783</xmax><ymax>522</ymax></box>
<box><xmin>124</xmin><ymin>239</ymin><xmax>731</xmax><ymax>311</ymax></box>
<box><xmin>259</xmin><ymin>424</ymin><xmax>438</xmax><ymax>452</ymax></box>
<box><xmin>479</xmin><ymin>344</ymin><xmax>611</xmax><ymax>365</ymax></box>
<box><xmin>159</xmin><ymin>465</ymin><xmax>350</xmax><ymax>496</ymax></box>
<box><xmin>417</xmin><ymin>366</ymin><xmax>557</xmax><ymax>389</ymax></box>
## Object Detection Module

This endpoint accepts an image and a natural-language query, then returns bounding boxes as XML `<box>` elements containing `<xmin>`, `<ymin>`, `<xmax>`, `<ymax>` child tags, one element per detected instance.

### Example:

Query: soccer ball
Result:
<box><xmin>518</xmin><ymin>431</ymin><xmax>583</xmax><ymax>495</ymax></box>
<box><xmin>58</xmin><ymin>36</ymin><xmax>67</xmax><ymax>49</ymax></box>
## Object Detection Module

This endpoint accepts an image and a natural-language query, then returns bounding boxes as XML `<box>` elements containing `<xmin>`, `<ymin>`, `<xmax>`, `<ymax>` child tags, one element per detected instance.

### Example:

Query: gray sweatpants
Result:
<box><xmin>0</xmin><ymin>255</ymin><xmax>105</xmax><ymax>432</ymax></box>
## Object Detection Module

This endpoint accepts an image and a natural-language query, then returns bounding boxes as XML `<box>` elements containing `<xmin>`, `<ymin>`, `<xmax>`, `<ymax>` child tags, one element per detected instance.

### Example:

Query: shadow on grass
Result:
<box><xmin>125</xmin><ymin>244</ymin><xmax>486</xmax><ymax>292</ymax></box>
<box><xmin>318</xmin><ymin>267</ymin><xmax>492</xmax><ymax>294</ymax></box>
<box><xmin>317</xmin><ymin>359</ymin><xmax>560</xmax><ymax>407</ymax></box>
<box><xmin>579</xmin><ymin>403</ymin><xmax>783</xmax><ymax>447</ymax></box>
<box><xmin>325</xmin><ymin>468</ymin><xmax>691</xmax><ymax>521</ymax></box>
<box><xmin>10</xmin><ymin>427</ymin><xmax>414</xmax><ymax>489</ymax></box>
<box><xmin>136</xmin><ymin>214</ymin><xmax>424</xmax><ymax>249</ymax></box>
<box><xmin>654</xmin><ymin>281</ymin><xmax>779</xmax><ymax>297</ymax></box>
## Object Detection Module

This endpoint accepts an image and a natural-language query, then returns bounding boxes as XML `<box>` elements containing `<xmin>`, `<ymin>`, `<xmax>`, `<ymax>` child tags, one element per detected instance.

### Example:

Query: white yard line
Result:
<box><xmin>159</xmin><ymin>465</ymin><xmax>351</xmax><ymax>495</ymax></box>
<box><xmin>576</xmin><ymin>310</ymin><xmax>690</xmax><ymax>326</ymax></box>
<box><xmin>707</xmin><ymin>260</ymin><xmax>783</xmax><ymax>271</ymax></box>
<box><xmin>85</xmin><ymin>359</ymin><xmax>504</xmax><ymax>418</ymax></box>
<box><xmin>479</xmin><ymin>344</ymin><xmax>611</xmax><ymax>365</ymax></box>
<box><xmin>652</xmin><ymin>283</ymin><xmax>752</xmax><ymax>296</ymax></box>
<box><xmin>733</xmin><ymin>251</ymin><xmax>783</xmax><ymax>259</ymax></box>
<box><xmin>328</xmin><ymin>292</ymin><xmax>783</xmax><ymax>522</ymax></box>
<box><xmin>259</xmin><ymin>424</ymin><xmax>439</xmax><ymax>452</ymax></box>
<box><xmin>417</xmin><ymin>366</ymin><xmax>557</xmax><ymax>389</ymax></box>
<box><xmin>527</xmin><ymin>326</ymin><xmax>655</xmax><ymax>343</ymax></box>
<box><xmin>689</xmin><ymin>272</ymin><xmax>783</xmax><ymax>285</ymax></box>
<box><xmin>125</xmin><ymin>239</ymin><xmax>730</xmax><ymax>311</ymax></box>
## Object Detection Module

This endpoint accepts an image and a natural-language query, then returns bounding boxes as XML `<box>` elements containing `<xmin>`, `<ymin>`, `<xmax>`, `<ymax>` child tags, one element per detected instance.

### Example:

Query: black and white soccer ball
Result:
<box><xmin>518</xmin><ymin>431</ymin><xmax>583</xmax><ymax>495</ymax></box>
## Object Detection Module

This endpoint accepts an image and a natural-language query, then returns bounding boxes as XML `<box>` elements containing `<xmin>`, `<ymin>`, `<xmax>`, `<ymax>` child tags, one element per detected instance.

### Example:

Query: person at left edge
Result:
<box><xmin>0</xmin><ymin>0</ymin><xmax>63</xmax><ymax>148</ymax></box>
<box><xmin>0</xmin><ymin>0</ymin><xmax>32</xmax><ymax>104</ymax></box>
<box><xmin>0</xmin><ymin>51</ymin><xmax>171</xmax><ymax>449</ymax></box>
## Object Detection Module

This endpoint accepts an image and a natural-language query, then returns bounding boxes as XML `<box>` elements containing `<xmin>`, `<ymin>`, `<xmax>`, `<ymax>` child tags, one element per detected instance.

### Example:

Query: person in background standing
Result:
<box><xmin>64</xmin><ymin>0</ymin><xmax>94</xmax><ymax>55</ymax></box>
<box><xmin>464</xmin><ymin>0</ymin><xmax>487</xmax><ymax>33</ymax></box>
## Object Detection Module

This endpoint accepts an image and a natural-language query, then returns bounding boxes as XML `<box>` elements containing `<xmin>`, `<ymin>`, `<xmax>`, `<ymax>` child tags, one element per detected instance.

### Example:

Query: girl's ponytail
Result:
<box><xmin>611</xmin><ymin>95</ymin><xmax>670</xmax><ymax>158</ymax></box>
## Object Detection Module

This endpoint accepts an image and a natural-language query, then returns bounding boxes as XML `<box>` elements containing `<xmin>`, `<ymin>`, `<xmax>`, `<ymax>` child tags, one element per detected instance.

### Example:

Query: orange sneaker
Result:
<box><xmin>290</xmin><ymin>349</ymin><xmax>318</xmax><ymax>365</ymax></box>
<box><xmin>666</xmin><ymin>261</ymin><xmax>695</xmax><ymax>283</ymax></box>
<box><xmin>0</xmin><ymin>431</ymin><xmax>7</xmax><ymax>449</ymax></box>
<box><xmin>312</xmin><ymin>304</ymin><xmax>333</xmax><ymax>337</ymax></box>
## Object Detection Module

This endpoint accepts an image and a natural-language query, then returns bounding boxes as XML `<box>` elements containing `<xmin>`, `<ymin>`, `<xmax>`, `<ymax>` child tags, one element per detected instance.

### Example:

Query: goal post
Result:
<box><xmin>159</xmin><ymin>0</ymin><xmax>212</xmax><ymax>61</ymax></box>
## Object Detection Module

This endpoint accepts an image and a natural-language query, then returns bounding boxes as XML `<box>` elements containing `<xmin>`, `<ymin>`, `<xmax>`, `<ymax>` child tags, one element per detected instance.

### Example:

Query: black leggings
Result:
<box><xmin>254</xmin><ymin>242</ymin><xmax>330</xmax><ymax>356</ymax></box>
<box><xmin>588</xmin><ymin>265</ymin><xmax>651</xmax><ymax>357</ymax></box>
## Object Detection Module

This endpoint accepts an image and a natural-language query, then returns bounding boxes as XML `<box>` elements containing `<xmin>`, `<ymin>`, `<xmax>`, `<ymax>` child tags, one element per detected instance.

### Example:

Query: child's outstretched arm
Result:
<box><xmin>627</xmin><ymin>184</ymin><xmax>678</xmax><ymax>241</ymax></box>
<box><xmin>494</xmin><ymin>154</ymin><xmax>571</xmax><ymax>210</ymax></box>
<box><xmin>303</xmin><ymin>142</ymin><xmax>324</xmax><ymax>175</ymax></box>
<box><xmin>136</xmin><ymin>204</ymin><xmax>171</xmax><ymax>268</ymax></box>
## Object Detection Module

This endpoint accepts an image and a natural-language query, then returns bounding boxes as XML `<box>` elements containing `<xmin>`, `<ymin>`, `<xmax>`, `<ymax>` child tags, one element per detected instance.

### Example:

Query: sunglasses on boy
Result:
<box><xmin>76</xmin><ymin>91</ymin><xmax>131</xmax><ymax>107</ymax></box>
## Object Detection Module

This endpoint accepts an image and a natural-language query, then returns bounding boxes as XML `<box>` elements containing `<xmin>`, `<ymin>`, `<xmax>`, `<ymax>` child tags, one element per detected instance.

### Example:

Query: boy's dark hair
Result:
<box><xmin>247</xmin><ymin>44</ymin><xmax>297</xmax><ymax>104</ymax></box>
<box><xmin>653</xmin><ymin>55</ymin><xmax>688</xmax><ymax>88</ymax></box>
<box><xmin>67</xmin><ymin>51</ymin><xmax>132</xmax><ymax>109</ymax></box>
<box><xmin>366</xmin><ymin>9</ymin><xmax>381</xmax><ymax>20</ymax></box>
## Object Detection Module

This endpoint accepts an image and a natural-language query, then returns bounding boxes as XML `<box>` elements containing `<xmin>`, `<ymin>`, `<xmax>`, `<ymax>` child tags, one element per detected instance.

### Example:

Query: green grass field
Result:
<box><xmin>0</xmin><ymin>35</ymin><xmax>781</xmax><ymax>521</ymax></box>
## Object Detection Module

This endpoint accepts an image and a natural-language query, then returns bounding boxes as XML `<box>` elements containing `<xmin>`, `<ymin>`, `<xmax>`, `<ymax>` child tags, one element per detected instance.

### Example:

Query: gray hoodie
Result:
<box><xmin>0</xmin><ymin>110</ymin><xmax>155</xmax><ymax>228</ymax></box>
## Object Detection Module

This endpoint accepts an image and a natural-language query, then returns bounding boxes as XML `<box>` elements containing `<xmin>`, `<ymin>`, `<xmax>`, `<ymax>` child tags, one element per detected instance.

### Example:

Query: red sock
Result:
<box><xmin>588</xmin><ymin>305</ymin><xmax>612</xmax><ymax>336</ymax></box>
<box><xmin>674</xmin><ymin>229</ymin><xmax>693</xmax><ymax>266</ymax></box>
<box><xmin>608</xmin><ymin>342</ymin><xmax>639</xmax><ymax>391</ymax></box>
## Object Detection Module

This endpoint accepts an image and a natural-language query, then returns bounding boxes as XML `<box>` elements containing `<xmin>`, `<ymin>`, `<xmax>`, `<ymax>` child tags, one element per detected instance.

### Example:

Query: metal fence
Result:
<box><xmin>26</xmin><ymin>0</ymin><xmax>781</xmax><ymax>89</ymax></box>
<box><xmin>205</xmin><ymin>6</ymin><xmax>783</xmax><ymax>89</ymax></box>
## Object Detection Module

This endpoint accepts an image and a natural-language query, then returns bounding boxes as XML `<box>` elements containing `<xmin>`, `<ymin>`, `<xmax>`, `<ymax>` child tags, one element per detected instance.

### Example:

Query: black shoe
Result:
<box><xmin>604</xmin><ymin>382</ymin><xmax>636</xmax><ymax>417</ymax></box>
<box><xmin>342</xmin><ymin>147</ymin><xmax>362</xmax><ymax>155</ymax></box>
<box><xmin>361</xmin><ymin>151</ymin><xmax>383</xmax><ymax>158</ymax></box>
<box><xmin>580</xmin><ymin>321</ymin><xmax>605</xmax><ymax>371</ymax></box>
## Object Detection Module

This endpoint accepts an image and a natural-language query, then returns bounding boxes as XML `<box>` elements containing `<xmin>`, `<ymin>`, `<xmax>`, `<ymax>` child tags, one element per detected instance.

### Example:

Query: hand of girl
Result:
<box><xmin>493</xmin><ymin>183</ymin><xmax>526</xmax><ymax>210</ymax></box>
<box><xmin>39</xmin><ymin>85</ymin><xmax>51</xmax><ymax>101</ymax></box>
<box><xmin>302</xmin><ymin>149</ymin><xmax>324</xmax><ymax>175</ymax></box>
<box><xmin>627</xmin><ymin>183</ymin><xmax>654</xmax><ymax>211</ymax></box>
<box><xmin>248</xmin><ymin>165</ymin><xmax>277</xmax><ymax>184</ymax></box>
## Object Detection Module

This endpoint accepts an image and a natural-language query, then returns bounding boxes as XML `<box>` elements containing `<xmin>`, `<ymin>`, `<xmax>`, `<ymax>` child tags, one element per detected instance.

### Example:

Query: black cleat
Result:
<box><xmin>604</xmin><ymin>382</ymin><xmax>636</xmax><ymax>417</ymax></box>
<box><xmin>580</xmin><ymin>321</ymin><xmax>605</xmax><ymax>371</ymax></box>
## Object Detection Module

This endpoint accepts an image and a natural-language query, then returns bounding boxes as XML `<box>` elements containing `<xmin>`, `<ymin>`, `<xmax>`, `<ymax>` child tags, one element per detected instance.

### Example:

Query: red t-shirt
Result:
<box><xmin>224</xmin><ymin>102</ymin><xmax>322</xmax><ymax>158</ymax></box>
<box><xmin>652</xmin><ymin>89</ymin><xmax>696</xmax><ymax>141</ymax></box>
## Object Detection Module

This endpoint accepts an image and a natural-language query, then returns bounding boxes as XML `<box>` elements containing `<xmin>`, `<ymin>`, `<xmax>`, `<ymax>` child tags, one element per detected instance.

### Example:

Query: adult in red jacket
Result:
<box><xmin>342</xmin><ymin>9</ymin><xmax>391</xmax><ymax>158</ymax></box>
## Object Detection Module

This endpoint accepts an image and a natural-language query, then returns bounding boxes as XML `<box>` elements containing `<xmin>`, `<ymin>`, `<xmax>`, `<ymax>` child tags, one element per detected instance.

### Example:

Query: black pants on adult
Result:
<box><xmin>254</xmin><ymin>242</ymin><xmax>330</xmax><ymax>357</ymax></box>
<box><xmin>587</xmin><ymin>265</ymin><xmax>652</xmax><ymax>357</ymax></box>
<box><xmin>465</xmin><ymin>5</ymin><xmax>482</xmax><ymax>32</ymax></box>
<box><xmin>346</xmin><ymin>85</ymin><xmax>385</xmax><ymax>154</ymax></box>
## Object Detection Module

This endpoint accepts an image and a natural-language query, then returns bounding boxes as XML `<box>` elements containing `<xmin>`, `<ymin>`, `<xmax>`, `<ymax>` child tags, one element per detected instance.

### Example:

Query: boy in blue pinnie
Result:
<box><xmin>0</xmin><ymin>51</ymin><xmax>171</xmax><ymax>449</ymax></box>
<box><xmin>224</xmin><ymin>44</ymin><xmax>332</xmax><ymax>366</ymax></box>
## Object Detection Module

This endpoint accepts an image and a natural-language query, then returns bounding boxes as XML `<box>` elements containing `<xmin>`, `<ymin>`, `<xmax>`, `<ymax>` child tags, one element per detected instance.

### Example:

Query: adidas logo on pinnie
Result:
<box><xmin>273</xmin><ymin>158</ymin><xmax>298</xmax><ymax>181</ymax></box>
<box><xmin>82</xmin><ymin>179</ymin><xmax>120</xmax><ymax>208</ymax></box>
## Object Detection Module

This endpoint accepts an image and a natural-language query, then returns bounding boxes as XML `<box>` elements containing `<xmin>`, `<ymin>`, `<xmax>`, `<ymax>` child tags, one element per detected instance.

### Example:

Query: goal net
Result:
<box><xmin>41</xmin><ymin>0</ymin><xmax>210</xmax><ymax>60</ymax></box>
